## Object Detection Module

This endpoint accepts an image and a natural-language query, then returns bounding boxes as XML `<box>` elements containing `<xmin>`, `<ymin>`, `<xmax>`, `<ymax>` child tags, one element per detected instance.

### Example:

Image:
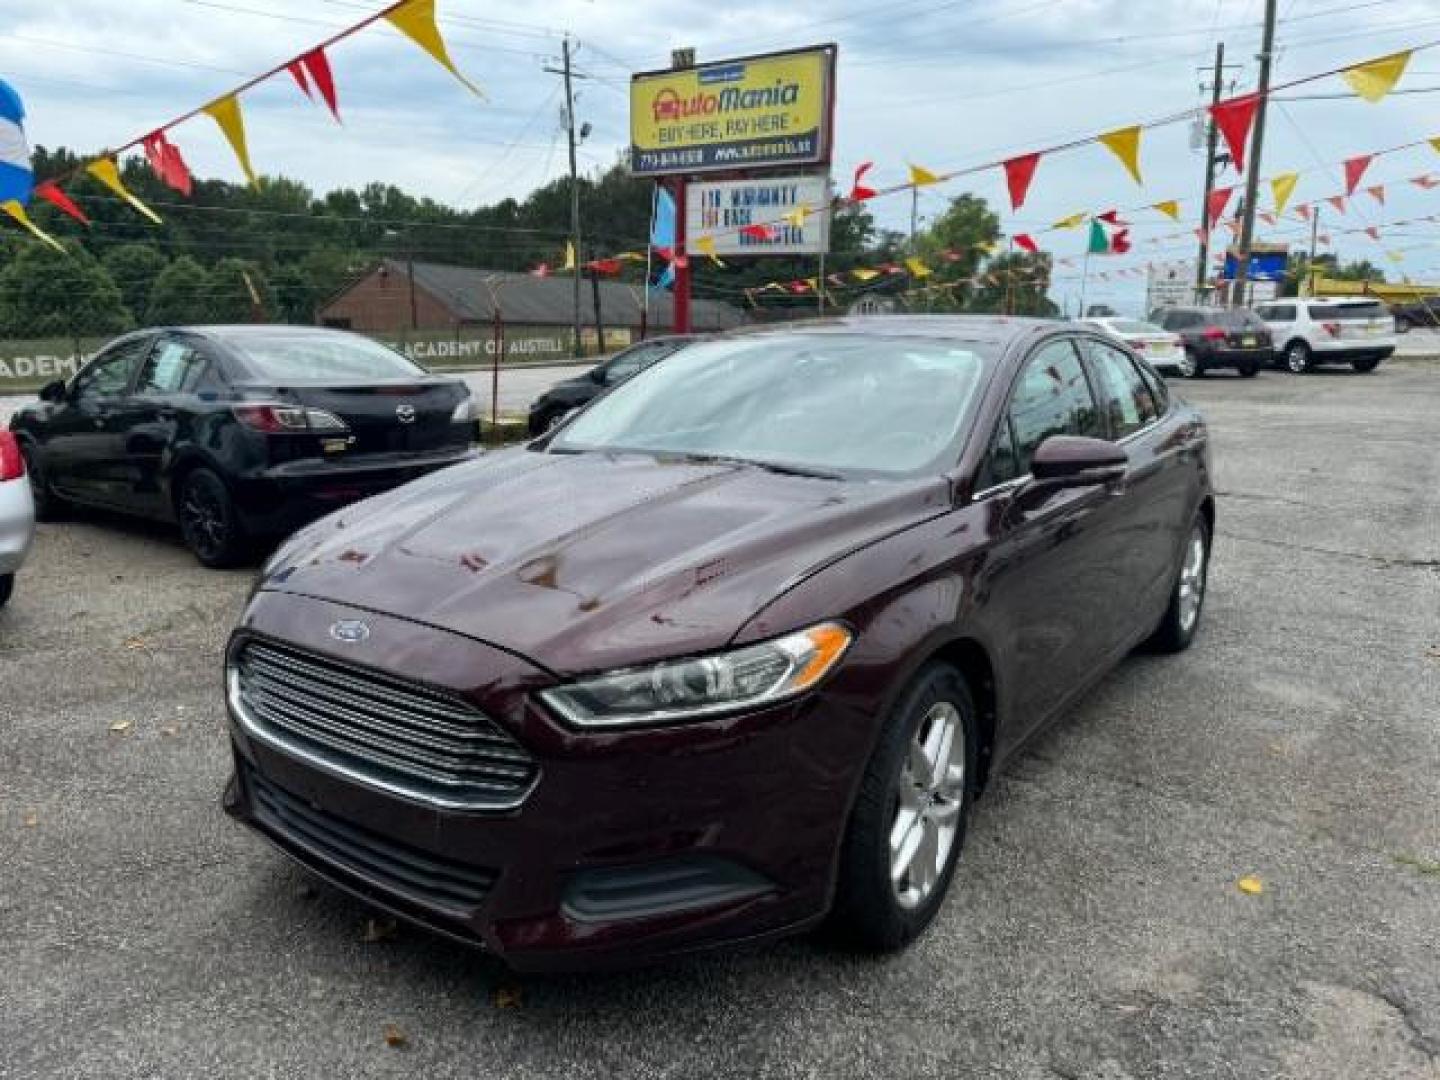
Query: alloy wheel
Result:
<box><xmin>1177</xmin><ymin>525</ymin><xmax>1208</xmax><ymax>633</ymax></box>
<box><xmin>1177</xmin><ymin>350</ymin><xmax>1197</xmax><ymax>377</ymax></box>
<box><xmin>180</xmin><ymin>479</ymin><xmax>228</xmax><ymax>561</ymax></box>
<box><xmin>890</xmin><ymin>701</ymin><xmax>966</xmax><ymax>910</ymax></box>
<box><xmin>1286</xmin><ymin>343</ymin><xmax>1310</xmax><ymax>374</ymax></box>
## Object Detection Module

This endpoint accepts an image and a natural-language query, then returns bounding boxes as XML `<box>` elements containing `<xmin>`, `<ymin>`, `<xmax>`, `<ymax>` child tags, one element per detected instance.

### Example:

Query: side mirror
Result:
<box><xmin>39</xmin><ymin>380</ymin><xmax>67</xmax><ymax>403</ymax></box>
<box><xmin>1011</xmin><ymin>436</ymin><xmax>1127</xmax><ymax>514</ymax></box>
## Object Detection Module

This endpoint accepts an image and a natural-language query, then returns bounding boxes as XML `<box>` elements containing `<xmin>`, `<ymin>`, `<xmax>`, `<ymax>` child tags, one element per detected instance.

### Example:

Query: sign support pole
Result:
<box><xmin>673</xmin><ymin>177</ymin><xmax>691</xmax><ymax>334</ymax></box>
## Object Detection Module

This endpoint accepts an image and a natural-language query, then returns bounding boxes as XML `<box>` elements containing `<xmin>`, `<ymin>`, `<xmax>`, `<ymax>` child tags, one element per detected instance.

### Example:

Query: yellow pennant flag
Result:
<box><xmin>204</xmin><ymin>96</ymin><xmax>257</xmax><ymax>186</ymax></box>
<box><xmin>782</xmin><ymin>203</ymin><xmax>809</xmax><ymax>230</ymax></box>
<box><xmin>1270</xmin><ymin>172</ymin><xmax>1299</xmax><ymax>215</ymax></box>
<box><xmin>1151</xmin><ymin>200</ymin><xmax>1181</xmax><ymax>221</ymax></box>
<box><xmin>1098</xmin><ymin>125</ymin><xmax>1143</xmax><ymax>185</ymax></box>
<box><xmin>615</xmin><ymin>251</ymin><xmax>646</xmax><ymax>262</ymax></box>
<box><xmin>904</xmin><ymin>256</ymin><xmax>931</xmax><ymax>278</ymax></box>
<box><xmin>1386</xmin><ymin>250</ymin><xmax>1405</xmax><ymax>263</ymax></box>
<box><xmin>908</xmin><ymin>163</ymin><xmax>940</xmax><ymax>187</ymax></box>
<box><xmin>977</xmin><ymin>239</ymin><xmax>1002</xmax><ymax>255</ymax></box>
<box><xmin>1051</xmin><ymin>211</ymin><xmax>1086</xmax><ymax>230</ymax></box>
<box><xmin>1430</xmin><ymin>136</ymin><xmax>1440</xmax><ymax>155</ymax></box>
<box><xmin>387</xmin><ymin>0</ymin><xmax>484</xmax><ymax>97</ymax></box>
<box><xmin>1341</xmin><ymin>50</ymin><xmax>1412</xmax><ymax>103</ymax></box>
<box><xmin>85</xmin><ymin>158</ymin><xmax>162</xmax><ymax>224</ymax></box>
<box><xmin>562</xmin><ymin>241</ymin><xmax>575</xmax><ymax>271</ymax></box>
<box><xmin>1</xmin><ymin>200</ymin><xmax>66</xmax><ymax>253</ymax></box>
<box><xmin>695</xmin><ymin>234</ymin><xmax>725</xmax><ymax>267</ymax></box>
<box><xmin>851</xmin><ymin>267</ymin><xmax>880</xmax><ymax>282</ymax></box>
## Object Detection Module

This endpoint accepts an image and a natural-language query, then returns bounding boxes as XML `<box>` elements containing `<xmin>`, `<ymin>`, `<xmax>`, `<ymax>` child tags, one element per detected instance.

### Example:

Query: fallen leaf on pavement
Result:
<box><xmin>362</xmin><ymin>918</ymin><xmax>397</xmax><ymax>943</ymax></box>
<box><xmin>1237</xmin><ymin>875</ymin><xmax>1264</xmax><ymax>895</ymax></box>
<box><xmin>382</xmin><ymin>1023</ymin><xmax>407</xmax><ymax>1048</ymax></box>
<box><xmin>122</xmin><ymin>638</ymin><xmax>149</xmax><ymax>651</ymax></box>
<box><xmin>108</xmin><ymin>720</ymin><xmax>132</xmax><ymax>734</ymax></box>
<box><xmin>493</xmin><ymin>985</ymin><xmax>523</xmax><ymax>1009</ymax></box>
<box><xmin>23</xmin><ymin>812</ymin><xmax>38</xmax><ymax>828</ymax></box>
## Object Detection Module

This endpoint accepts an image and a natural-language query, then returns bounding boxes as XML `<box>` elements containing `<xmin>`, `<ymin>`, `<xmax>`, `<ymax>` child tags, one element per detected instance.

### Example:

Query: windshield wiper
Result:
<box><xmin>673</xmin><ymin>452</ymin><xmax>845</xmax><ymax>480</ymax></box>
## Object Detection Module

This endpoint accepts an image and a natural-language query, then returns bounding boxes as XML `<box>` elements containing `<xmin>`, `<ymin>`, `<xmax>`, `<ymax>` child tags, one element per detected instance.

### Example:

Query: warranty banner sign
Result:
<box><xmin>630</xmin><ymin>45</ymin><xmax>835</xmax><ymax>177</ymax></box>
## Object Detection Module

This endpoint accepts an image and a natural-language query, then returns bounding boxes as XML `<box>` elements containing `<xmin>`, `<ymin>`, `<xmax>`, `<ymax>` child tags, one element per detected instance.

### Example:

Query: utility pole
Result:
<box><xmin>588</xmin><ymin>249</ymin><xmax>607</xmax><ymax>354</ymax></box>
<box><xmin>1231</xmin><ymin>0</ymin><xmax>1278</xmax><ymax>307</ymax></box>
<box><xmin>545</xmin><ymin>38</ymin><xmax>585</xmax><ymax>357</ymax></box>
<box><xmin>909</xmin><ymin>188</ymin><xmax>919</xmax><ymax>250</ymax></box>
<box><xmin>1196</xmin><ymin>43</ymin><xmax>1226</xmax><ymax>301</ymax></box>
<box><xmin>1305</xmin><ymin>206</ymin><xmax>1321</xmax><ymax>296</ymax></box>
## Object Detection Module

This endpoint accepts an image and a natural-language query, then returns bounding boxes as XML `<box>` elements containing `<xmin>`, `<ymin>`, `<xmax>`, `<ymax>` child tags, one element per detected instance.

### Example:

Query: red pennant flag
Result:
<box><xmin>652</xmin><ymin>245</ymin><xmax>673</xmax><ymax>261</ymax></box>
<box><xmin>287</xmin><ymin>59</ymin><xmax>312</xmax><ymax>98</ymax></box>
<box><xmin>530</xmin><ymin>263</ymin><xmax>550</xmax><ymax>277</ymax></box>
<box><xmin>1366</xmin><ymin>183</ymin><xmax>1385</xmax><ymax>205</ymax></box>
<box><xmin>739</xmin><ymin>224</ymin><xmax>775</xmax><ymax>241</ymax></box>
<box><xmin>1258</xmin><ymin>211</ymin><xmax>1276</xmax><ymax>226</ymax></box>
<box><xmin>881</xmin><ymin>262</ymin><xmax>905</xmax><ymax>275</ymax></box>
<box><xmin>301</xmin><ymin>48</ymin><xmax>341</xmax><ymax>121</ymax></box>
<box><xmin>1095</xmin><ymin>209</ymin><xmax>1129</xmax><ymax>226</ymax></box>
<box><xmin>1110</xmin><ymin>229</ymin><xmax>1132</xmax><ymax>254</ymax></box>
<box><xmin>1318</xmin><ymin>233</ymin><xmax>1331</xmax><ymax>244</ymax></box>
<box><xmin>788</xmin><ymin>280</ymin><xmax>810</xmax><ymax>294</ymax></box>
<box><xmin>1012</xmin><ymin>233</ymin><xmax>1039</xmax><ymax>253</ymax></box>
<box><xmin>848</xmin><ymin>161</ymin><xmax>876</xmax><ymax>202</ymax></box>
<box><xmin>141</xmin><ymin>131</ymin><xmax>193</xmax><ymax>196</ymax></box>
<box><xmin>1326</xmin><ymin>195</ymin><xmax>1346</xmax><ymax>214</ymax></box>
<box><xmin>1365</xmin><ymin>226</ymin><xmax>1380</xmax><ymax>240</ymax></box>
<box><xmin>586</xmin><ymin>258</ymin><xmax>622</xmax><ymax>276</ymax></box>
<box><xmin>1210</xmin><ymin>93</ymin><xmax>1261</xmax><ymax>172</ymax></box>
<box><xmin>673</xmin><ymin>254</ymin><xmax>690</xmax><ymax>270</ymax></box>
<box><xmin>1411</xmin><ymin>174</ymin><xmax>1440</xmax><ymax>190</ymax></box>
<box><xmin>1205</xmin><ymin>186</ymin><xmax>1234</xmax><ymax>228</ymax></box>
<box><xmin>942</xmin><ymin>249</ymin><xmax>963</xmax><ymax>262</ymax></box>
<box><xmin>1343</xmin><ymin>154</ymin><xmax>1372</xmax><ymax>196</ymax></box>
<box><xmin>34</xmin><ymin>181</ymin><xmax>90</xmax><ymax>225</ymax></box>
<box><xmin>1002</xmin><ymin>153</ymin><xmax>1041</xmax><ymax>211</ymax></box>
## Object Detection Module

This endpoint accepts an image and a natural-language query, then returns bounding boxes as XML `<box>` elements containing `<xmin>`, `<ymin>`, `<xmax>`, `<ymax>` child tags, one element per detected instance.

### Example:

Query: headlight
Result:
<box><xmin>538</xmin><ymin>622</ymin><xmax>852</xmax><ymax>729</ymax></box>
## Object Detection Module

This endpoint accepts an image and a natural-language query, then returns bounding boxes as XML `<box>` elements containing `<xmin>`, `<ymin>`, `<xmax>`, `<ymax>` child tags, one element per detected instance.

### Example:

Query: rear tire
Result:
<box><xmin>176</xmin><ymin>468</ymin><xmax>248</xmax><ymax>569</ymax></box>
<box><xmin>0</xmin><ymin>573</ymin><xmax>12</xmax><ymax>609</ymax></box>
<box><xmin>1146</xmin><ymin>517</ymin><xmax>1210</xmax><ymax>653</ymax></box>
<box><xmin>829</xmin><ymin>663</ymin><xmax>977</xmax><ymax>952</ymax></box>
<box><xmin>1238</xmin><ymin>360</ymin><xmax>1260</xmax><ymax>378</ymax></box>
<box><xmin>1284</xmin><ymin>341</ymin><xmax>1312</xmax><ymax>374</ymax></box>
<box><xmin>1177</xmin><ymin>349</ymin><xmax>1204</xmax><ymax>378</ymax></box>
<box><xmin>20</xmin><ymin>442</ymin><xmax>67</xmax><ymax>522</ymax></box>
<box><xmin>1351</xmin><ymin>355</ymin><xmax>1381</xmax><ymax>373</ymax></box>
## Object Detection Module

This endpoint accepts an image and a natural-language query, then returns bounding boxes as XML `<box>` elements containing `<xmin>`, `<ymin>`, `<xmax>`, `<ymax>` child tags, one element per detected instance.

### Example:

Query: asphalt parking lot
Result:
<box><xmin>2</xmin><ymin>361</ymin><xmax>1438</xmax><ymax>1079</ymax></box>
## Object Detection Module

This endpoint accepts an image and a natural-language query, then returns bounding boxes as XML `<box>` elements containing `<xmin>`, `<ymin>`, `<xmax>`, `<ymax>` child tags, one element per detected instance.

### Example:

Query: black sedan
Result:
<box><xmin>8</xmin><ymin>326</ymin><xmax>477</xmax><ymax>567</ymax></box>
<box><xmin>526</xmin><ymin>335</ymin><xmax>698</xmax><ymax>434</ymax></box>
<box><xmin>1151</xmin><ymin>306</ymin><xmax>1272</xmax><ymax>377</ymax></box>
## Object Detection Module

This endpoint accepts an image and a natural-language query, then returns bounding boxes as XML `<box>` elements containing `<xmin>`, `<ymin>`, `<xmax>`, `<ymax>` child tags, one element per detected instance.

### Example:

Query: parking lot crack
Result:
<box><xmin>1218</xmin><ymin>530</ymin><xmax>1440</xmax><ymax>571</ymax></box>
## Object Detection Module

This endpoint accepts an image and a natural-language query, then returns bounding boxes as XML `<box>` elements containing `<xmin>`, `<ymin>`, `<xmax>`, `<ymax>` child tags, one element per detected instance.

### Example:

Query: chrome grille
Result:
<box><xmin>231</xmin><ymin>639</ymin><xmax>537</xmax><ymax>809</ymax></box>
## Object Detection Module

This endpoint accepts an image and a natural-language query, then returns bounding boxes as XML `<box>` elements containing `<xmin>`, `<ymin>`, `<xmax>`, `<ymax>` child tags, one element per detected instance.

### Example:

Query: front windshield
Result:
<box><xmin>551</xmin><ymin>333</ymin><xmax>993</xmax><ymax>477</ymax></box>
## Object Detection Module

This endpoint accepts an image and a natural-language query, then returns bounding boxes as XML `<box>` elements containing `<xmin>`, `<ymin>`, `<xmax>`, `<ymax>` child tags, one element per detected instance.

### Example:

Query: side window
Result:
<box><xmin>604</xmin><ymin>343</ymin><xmax>666</xmax><ymax>384</ymax></box>
<box><xmin>1008</xmin><ymin>339</ymin><xmax>1102</xmax><ymax>475</ymax></box>
<box><xmin>72</xmin><ymin>340</ymin><xmax>148</xmax><ymax>402</ymax></box>
<box><xmin>1134</xmin><ymin>357</ymin><xmax>1169</xmax><ymax>414</ymax></box>
<box><xmin>136</xmin><ymin>338</ymin><xmax>207</xmax><ymax>395</ymax></box>
<box><xmin>1083</xmin><ymin>339</ymin><xmax>1158</xmax><ymax>438</ymax></box>
<box><xmin>978</xmin><ymin>416</ymin><xmax>1021</xmax><ymax>489</ymax></box>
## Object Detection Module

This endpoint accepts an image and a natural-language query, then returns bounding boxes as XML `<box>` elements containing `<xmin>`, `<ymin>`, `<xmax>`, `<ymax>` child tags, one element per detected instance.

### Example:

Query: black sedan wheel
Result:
<box><xmin>1177</xmin><ymin>349</ymin><xmax>1203</xmax><ymax>378</ymax></box>
<box><xmin>177</xmin><ymin>468</ymin><xmax>247</xmax><ymax>568</ymax></box>
<box><xmin>829</xmin><ymin>662</ymin><xmax>977</xmax><ymax>951</ymax></box>
<box><xmin>20</xmin><ymin>443</ymin><xmax>67</xmax><ymax>522</ymax></box>
<box><xmin>1146</xmin><ymin>516</ymin><xmax>1210</xmax><ymax>653</ymax></box>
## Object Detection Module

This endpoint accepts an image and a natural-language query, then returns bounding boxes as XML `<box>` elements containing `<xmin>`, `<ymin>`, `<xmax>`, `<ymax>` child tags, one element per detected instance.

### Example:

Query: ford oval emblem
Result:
<box><xmin>395</xmin><ymin>404</ymin><xmax>417</xmax><ymax>424</ymax></box>
<box><xmin>329</xmin><ymin>619</ymin><xmax>371</xmax><ymax>643</ymax></box>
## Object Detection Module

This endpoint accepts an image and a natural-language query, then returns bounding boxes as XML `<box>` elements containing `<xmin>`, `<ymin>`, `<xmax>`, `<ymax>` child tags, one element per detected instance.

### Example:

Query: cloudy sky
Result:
<box><xmin>4</xmin><ymin>0</ymin><xmax>1440</xmax><ymax>312</ymax></box>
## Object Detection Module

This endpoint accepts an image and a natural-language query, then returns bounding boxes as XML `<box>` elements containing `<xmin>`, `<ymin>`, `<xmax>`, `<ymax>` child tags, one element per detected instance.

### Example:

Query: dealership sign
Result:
<box><xmin>629</xmin><ymin>45</ymin><xmax>835</xmax><ymax>176</ymax></box>
<box><xmin>688</xmin><ymin>176</ymin><xmax>831</xmax><ymax>255</ymax></box>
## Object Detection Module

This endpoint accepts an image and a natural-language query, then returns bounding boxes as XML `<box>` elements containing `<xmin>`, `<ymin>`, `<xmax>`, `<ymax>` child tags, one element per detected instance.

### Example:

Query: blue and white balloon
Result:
<box><xmin>0</xmin><ymin>78</ymin><xmax>34</xmax><ymax>206</ymax></box>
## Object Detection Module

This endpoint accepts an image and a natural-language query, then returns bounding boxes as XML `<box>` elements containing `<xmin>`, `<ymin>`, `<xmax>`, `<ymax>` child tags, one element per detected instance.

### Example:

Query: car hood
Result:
<box><xmin>259</xmin><ymin>448</ymin><xmax>951</xmax><ymax>675</ymax></box>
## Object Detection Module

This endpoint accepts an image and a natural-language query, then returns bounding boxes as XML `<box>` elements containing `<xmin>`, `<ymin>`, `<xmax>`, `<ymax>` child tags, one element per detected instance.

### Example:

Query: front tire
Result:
<box><xmin>829</xmin><ymin>663</ymin><xmax>977</xmax><ymax>952</ymax></box>
<box><xmin>1146</xmin><ymin>517</ymin><xmax>1210</xmax><ymax>653</ymax></box>
<box><xmin>1351</xmin><ymin>355</ymin><xmax>1381</xmax><ymax>373</ymax></box>
<box><xmin>1285</xmin><ymin>341</ymin><xmax>1312</xmax><ymax>374</ymax></box>
<box><xmin>0</xmin><ymin>573</ymin><xmax>12</xmax><ymax>609</ymax></box>
<box><xmin>176</xmin><ymin>468</ymin><xmax>248</xmax><ymax>568</ymax></box>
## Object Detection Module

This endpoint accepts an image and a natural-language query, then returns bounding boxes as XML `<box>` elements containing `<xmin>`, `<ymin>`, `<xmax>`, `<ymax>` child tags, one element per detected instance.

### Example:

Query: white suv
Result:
<box><xmin>1253</xmin><ymin>298</ymin><xmax>1396</xmax><ymax>374</ymax></box>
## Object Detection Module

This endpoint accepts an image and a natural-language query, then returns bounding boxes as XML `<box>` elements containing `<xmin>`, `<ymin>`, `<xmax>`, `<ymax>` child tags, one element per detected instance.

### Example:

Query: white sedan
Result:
<box><xmin>1082</xmin><ymin>317</ymin><xmax>1185</xmax><ymax>373</ymax></box>
<box><xmin>0</xmin><ymin>430</ymin><xmax>35</xmax><ymax>610</ymax></box>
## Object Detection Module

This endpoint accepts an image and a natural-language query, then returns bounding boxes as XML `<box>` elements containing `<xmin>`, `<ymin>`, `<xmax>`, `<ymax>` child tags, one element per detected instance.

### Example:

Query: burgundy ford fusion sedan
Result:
<box><xmin>223</xmin><ymin>316</ymin><xmax>1213</xmax><ymax>971</ymax></box>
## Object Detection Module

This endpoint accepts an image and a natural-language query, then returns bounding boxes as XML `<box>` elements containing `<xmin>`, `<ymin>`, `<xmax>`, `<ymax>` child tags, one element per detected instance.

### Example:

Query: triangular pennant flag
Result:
<box><xmin>1385</xmin><ymin>249</ymin><xmax>1405</xmax><ymax>262</ymax></box>
<box><xmin>386</xmin><ymin>0</ymin><xmax>484</xmax><ymax>97</ymax></box>
<box><xmin>908</xmin><ymin>163</ymin><xmax>940</xmax><ymax>187</ymax></box>
<box><xmin>1112</xmin><ymin>231</ymin><xmax>1132</xmax><ymax>254</ymax></box>
<box><xmin>1210</xmin><ymin>93</ymin><xmax>1261</xmax><ymax>172</ymax></box>
<box><xmin>1097</xmin><ymin>125</ymin><xmax>1143</xmax><ymax>185</ymax></box>
<box><xmin>530</xmin><ymin>263</ymin><xmax>550</xmax><ymax>277</ymax></box>
<box><xmin>848</xmin><ymin>161</ymin><xmax>876</xmax><ymax>202</ymax></box>
<box><xmin>562</xmin><ymin>240</ymin><xmax>575</xmax><ymax>270</ymax></box>
<box><xmin>1431</xmin><ymin>137</ymin><xmax>1440</xmax><ymax>156</ymax></box>
<box><xmin>941</xmin><ymin>249</ymin><xmax>963</xmax><ymax>262</ymax></box>
<box><xmin>905</xmin><ymin>256</ymin><xmax>931</xmax><ymax>278</ymax></box>
<box><xmin>34</xmin><ymin>180</ymin><xmax>88</xmax><ymax>225</ymax></box>
<box><xmin>851</xmin><ymin>268</ymin><xmax>880</xmax><ymax>282</ymax></box>
<box><xmin>615</xmin><ymin>251</ymin><xmax>646</xmax><ymax>262</ymax></box>
<box><xmin>287</xmin><ymin>59</ymin><xmax>312</xmax><ymax>99</ymax></box>
<box><xmin>1087</xmin><ymin>219</ymin><xmax>1110</xmax><ymax>254</ymax></box>
<box><xmin>1205</xmin><ymin>186</ymin><xmax>1233</xmax><ymax>228</ymax></box>
<box><xmin>587</xmin><ymin>258</ymin><xmax>622</xmax><ymax>276</ymax></box>
<box><xmin>1318</xmin><ymin>233</ymin><xmax>1331</xmax><ymax>244</ymax></box>
<box><xmin>782</xmin><ymin>203</ymin><xmax>809</xmax><ymax>230</ymax></box>
<box><xmin>740</xmin><ymin>223</ymin><xmax>776</xmax><ymax>241</ymax></box>
<box><xmin>694</xmin><ymin>234</ymin><xmax>725</xmax><ymax>267</ymax></box>
<box><xmin>1412</xmin><ymin>174</ymin><xmax>1440</xmax><ymax>190</ymax></box>
<box><xmin>1326</xmin><ymin>194</ymin><xmax>1346</xmax><ymax>214</ymax></box>
<box><xmin>1366</xmin><ymin>183</ymin><xmax>1386</xmax><ymax>206</ymax></box>
<box><xmin>142</xmin><ymin>130</ymin><xmax>193</xmax><ymax>196</ymax></box>
<box><xmin>301</xmin><ymin>48</ymin><xmax>341</xmax><ymax>121</ymax></box>
<box><xmin>1001</xmin><ymin>153</ymin><xmax>1040</xmax><ymax>210</ymax></box>
<box><xmin>1296</xmin><ymin>203</ymin><xmax>1312</xmax><ymax>221</ymax></box>
<box><xmin>1340</xmin><ymin>50</ymin><xmax>1412</xmax><ymax>104</ymax></box>
<box><xmin>1258</xmin><ymin>212</ymin><xmax>1276</xmax><ymax>226</ymax></box>
<box><xmin>1151</xmin><ymin>200</ymin><xmax>1180</xmax><ymax>221</ymax></box>
<box><xmin>1012</xmin><ymin>233</ymin><xmax>1039</xmax><ymax>254</ymax></box>
<box><xmin>1094</xmin><ymin>209</ymin><xmax>1128</xmax><ymax>226</ymax></box>
<box><xmin>204</xmin><ymin>95</ymin><xmax>257</xmax><ymax>186</ymax></box>
<box><xmin>85</xmin><ymin>158</ymin><xmax>162</xmax><ymax>223</ymax></box>
<box><xmin>1365</xmin><ymin>226</ymin><xmax>1381</xmax><ymax>240</ymax></box>
<box><xmin>1051</xmin><ymin>211</ymin><xmax>1086</xmax><ymax>230</ymax></box>
<box><xmin>1270</xmin><ymin>172</ymin><xmax>1298</xmax><ymax>215</ymax></box>
<box><xmin>1343</xmin><ymin>155</ymin><xmax>1372</xmax><ymax>196</ymax></box>
<box><xmin>1</xmin><ymin>199</ymin><xmax>65</xmax><ymax>252</ymax></box>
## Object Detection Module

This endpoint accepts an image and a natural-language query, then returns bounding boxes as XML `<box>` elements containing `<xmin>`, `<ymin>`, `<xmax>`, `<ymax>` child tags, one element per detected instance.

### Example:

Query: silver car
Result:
<box><xmin>0</xmin><ymin>431</ymin><xmax>35</xmax><ymax>609</ymax></box>
<box><xmin>1081</xmin><ymin>316</ymin><xmax>1186</xmax><ymax>373</ymax></box>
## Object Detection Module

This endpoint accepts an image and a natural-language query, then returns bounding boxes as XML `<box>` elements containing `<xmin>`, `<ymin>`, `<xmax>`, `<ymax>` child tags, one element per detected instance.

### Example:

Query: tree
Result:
<box><xmin>209</xmin><ymin>258</ymin><xmax>274</xmax><ymax>322</ymax></box>
<box><xmin>0</xmin><ymin>241</ymin><xmax>130</xmax><ymax>339</ymax></box>
<box><xmin>102</xmin><ymin>244</ymin><xmax>169</xmax><ymax>323</ymax></box>
<box><xmin>145</xmin><ymin>256</ymin><xmax>213</xmax><ymax>325</ymax></box>
<box><xmin>966</xmin><ymin>252</ymin><xmax>1057</xmax><ymax>317</ymax></box>
<box><xmin>272</xmin><ymin>264</ymin><xmax>317</xmax><ymax>324</ymax></box>
<box><xmin>1281</xmin><ymin>253</ymin><xmax>1386</xmax><ymax>297</ymax></box>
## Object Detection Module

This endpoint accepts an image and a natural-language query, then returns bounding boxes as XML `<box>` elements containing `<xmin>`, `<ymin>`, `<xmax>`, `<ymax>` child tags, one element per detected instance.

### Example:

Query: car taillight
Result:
<box><xmin>232</xmin><ymin>404</ymin><xmax>348</xmax><ymax>433</ymax></box>
<box><xmin>0</xmin><ymin>431</ymin><xmax>24</xmax><ymax>482</ymax></box>
<box><xmin>1202</xmin><ymin>327</ymin><xmax>1226</xmax><ymax>341</ymax></box>
<box><xmin>1322</xmin><ymin>322</ymin><xmax>1341</xmax><ymax>338</ymax></box>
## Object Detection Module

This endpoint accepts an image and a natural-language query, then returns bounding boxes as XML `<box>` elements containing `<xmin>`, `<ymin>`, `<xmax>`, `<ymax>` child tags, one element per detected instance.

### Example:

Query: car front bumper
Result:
<box><xmin>0</xmin><ymin>473</ymin><xmax>35</xmax><ymax>576</ymax></box>
<box><xmin>222</xmin><ymin>591</ymin><xmax>871</xmax><ymax>971</ymax></box>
